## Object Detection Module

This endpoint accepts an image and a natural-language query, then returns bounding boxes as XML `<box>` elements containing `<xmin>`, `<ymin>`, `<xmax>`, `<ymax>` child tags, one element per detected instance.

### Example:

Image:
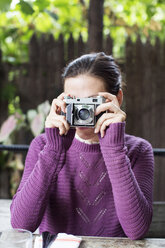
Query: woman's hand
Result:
<box><xmin>45</xmin><ymin>93</ymin><xmax>70</xmax><ymax>135</ymax></box>
<box><xmin>94</xmin><ymin>92</ymin><xmax>126</xmax><ymax>138</ymax></box>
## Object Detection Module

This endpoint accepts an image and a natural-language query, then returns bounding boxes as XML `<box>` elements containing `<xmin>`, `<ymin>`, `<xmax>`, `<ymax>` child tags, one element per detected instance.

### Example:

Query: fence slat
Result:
<box><xmin>104</xmin><ymin>35</ymin><xmax>113</xmax><ymax>55</ymax></box>
<box><xmin>77</xmin><ymin>34</ymin><xmax>85</xmax><ymax>57</ymax></box>
<box><xmin>67</xmin><ymin>34</ymin><xmax>75</xmax><ymax>62</ymax></box>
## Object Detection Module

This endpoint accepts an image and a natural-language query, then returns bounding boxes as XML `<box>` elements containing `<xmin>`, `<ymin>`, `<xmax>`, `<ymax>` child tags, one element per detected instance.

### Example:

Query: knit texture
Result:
<box><xmin>10</xmin><ymin>122</ymin><xmax>154</xmax><ymax>240</ymax></box>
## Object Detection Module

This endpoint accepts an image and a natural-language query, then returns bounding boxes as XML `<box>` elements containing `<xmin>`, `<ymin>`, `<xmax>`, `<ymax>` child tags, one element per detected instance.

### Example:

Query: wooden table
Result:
<box><xmin>32</xmin><ymin>235</ymin><xmax>165</xmax><ymax>248</ymax></box>
<box><xmin>78</xmin><ymin>236</ymin><xmax>165</xmax><ymax>248</ymax></box>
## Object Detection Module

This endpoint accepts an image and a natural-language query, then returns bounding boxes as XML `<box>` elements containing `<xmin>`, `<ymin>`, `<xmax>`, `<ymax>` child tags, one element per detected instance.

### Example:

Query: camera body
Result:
<box><xmin>62</xmin><ymin>95</ymin><xmax>106</xmax><ymax>127</ymax></box>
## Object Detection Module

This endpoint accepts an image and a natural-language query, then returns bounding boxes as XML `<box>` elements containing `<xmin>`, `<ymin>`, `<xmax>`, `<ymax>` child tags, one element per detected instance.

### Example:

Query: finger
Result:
<box><xmin>95</xmin><ymin>113</ymin><xmax>114</xmax><ymax>133</ymax></box>
<box><xmin>57</xmin><ymin>92</ymin><xmax>74</xmax><ymax>101</ymax></box>
<box><xmin>100</xmin><ymin>119</ymin><xmax>113</xmax><ymax>138</ymax></box>
<box><xmin>45</xmin><ymin>118</ymin><xmax>66</xmax><ymax>135</ymax></box>
<box><xmin>52</xmin><ymin>115</ymin><xmax>70</xmax><ymax>132</ymax></box>
<box><xmin>51</xmin><ymin>98</ymin><xmax>66</xmax><ymax>113</ymax></box>
<box><xmin>95</xmin><ymin>102</ymin><xmax>121</xmax><ymax>116</ymax></box>
<box><xmin>100</xmin><ymin>114</ymin><xmax>127</xmax><ymax>137</ymax></box>
<box><xmin>57</xmin><ymin>92</ymin><xmax>69</xmax><ymax>100</ymax></box>
<box><xmin>98</xmin><ymin>92</ymin><xmax>119</xmax><ymax>105</ymax></box>
<box><xmin>53</xmin><ymin>119</ymin><xmax>67</xmax><ymax>135</ymax></box>
<box><xmin>45</xmin><ymin>114</ymin><xmax>70</xmax><ymax>134</ymax></box>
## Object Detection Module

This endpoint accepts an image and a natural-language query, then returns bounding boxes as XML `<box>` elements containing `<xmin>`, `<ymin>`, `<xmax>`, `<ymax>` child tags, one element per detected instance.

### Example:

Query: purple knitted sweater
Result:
<box><xmin>10</xmin><ymin>122</ymin><xmax>154</xmax><ymax>240</ymax></box>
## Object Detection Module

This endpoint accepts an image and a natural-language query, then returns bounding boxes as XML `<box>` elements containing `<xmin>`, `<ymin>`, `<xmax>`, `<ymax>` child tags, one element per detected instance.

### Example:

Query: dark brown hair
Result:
<box><xmin>62</xmin><ymin>52</ymin><xmax>122</xmax><ymax>95</ymax></box>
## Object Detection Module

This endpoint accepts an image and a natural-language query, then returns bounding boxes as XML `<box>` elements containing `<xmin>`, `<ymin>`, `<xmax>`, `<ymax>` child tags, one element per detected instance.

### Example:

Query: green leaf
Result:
<box><xmin>146</xmin><ymin>5</ymin><xmax>156</xmax><ymax>18</ymax></box>
<box><xmin>158</xmin><ymin>0</ymin><xmax>164</xmax><ymax>3</ymax></box>
<box><xmin>17</xmin><ymin>0</ymin><xmax>34</xmax><ymax>15</ymax></box>
<box><xmin>1</xmin><ymin>83</ymin><xmax>16</xmax><ymax>101</ymax></box>
<box><xmin>35</xmin><ymin>0</ymin><xmax>50</xmax><ymax>12</ymax></box>
<box><xmin>0</xmin><ymin>0</ymin><xmax>12</xmax><ymax>12</ymax></box>
<box><xmin>44</xmin><ymin>9</ymin><xmax>58</xmax><ymax>20</ymax></box>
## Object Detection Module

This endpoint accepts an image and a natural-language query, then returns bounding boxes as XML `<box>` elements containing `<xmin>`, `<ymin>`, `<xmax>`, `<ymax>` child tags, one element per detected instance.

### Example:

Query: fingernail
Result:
<box><xmin>94</xmin><ymin>128</ymin><xmax>98</xmax><ymax>133</ymax></box>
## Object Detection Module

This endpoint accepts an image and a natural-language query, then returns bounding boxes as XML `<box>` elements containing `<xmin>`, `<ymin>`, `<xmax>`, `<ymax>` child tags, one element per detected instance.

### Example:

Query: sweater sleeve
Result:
<box><xmin>10</xmin><ymin>127</ymin><xmax>75</xmax><ymax>232</ymax></box>
<box><xmin>99</xmin><ymin>122</ymin><xmax>154</xmax><ymax>240</ymax></box>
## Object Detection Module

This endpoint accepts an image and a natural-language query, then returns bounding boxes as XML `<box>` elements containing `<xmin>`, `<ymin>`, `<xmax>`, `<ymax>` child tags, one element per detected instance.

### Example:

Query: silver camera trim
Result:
<box><xmin>62</xmin><ymin>96</ymin><xmax>106</xmax><ymax>127</ymax></box>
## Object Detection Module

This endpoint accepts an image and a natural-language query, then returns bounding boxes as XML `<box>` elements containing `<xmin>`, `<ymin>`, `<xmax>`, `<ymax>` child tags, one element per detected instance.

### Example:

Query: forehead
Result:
<box><xmin>64</xmin><ymin>74</ymin><xmax>106</xmax><ymax>98</ymax></box>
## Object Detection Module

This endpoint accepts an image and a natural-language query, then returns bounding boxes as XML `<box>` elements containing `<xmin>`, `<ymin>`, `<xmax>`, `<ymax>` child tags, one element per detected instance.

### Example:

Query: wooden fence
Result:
<box><xmin>125</xmin><ymin>37</ymin><xmax>165</xmax><ymax>201</ymax></box>
<box><xmin>0</xmin><ymin>33</ymin><xmax>165</xmax><ymax>200</ymax></box>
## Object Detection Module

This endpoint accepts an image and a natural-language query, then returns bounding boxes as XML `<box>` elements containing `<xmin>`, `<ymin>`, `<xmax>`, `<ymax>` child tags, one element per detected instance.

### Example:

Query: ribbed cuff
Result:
<box><xmin>45</xmin><ymin>127</ymin><xmax>76</xmax><ymax>151</ymax></box>
<box><xmin>99</xmin><ymin>122</ymin><xmax>125</xmax><ymax>147</ymax></box>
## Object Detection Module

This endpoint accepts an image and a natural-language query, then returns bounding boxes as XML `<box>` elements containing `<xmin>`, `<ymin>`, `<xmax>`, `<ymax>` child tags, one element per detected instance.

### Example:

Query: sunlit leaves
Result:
<box><xmin>0</xmin><ymin>0</ymin><xmax>12</xmax><ymax>12</ymax></box>
<box><xmin>104</xmin><ymin>0</ymin><xmax>165</xmax><ymax>35</ymax></box>
<box><xmin>17</xmin><ymin>0</ymin><xmax>34</xmax><ymax>15</ymax></box>
<box><xmin>34</xmin><ymin>0</ymin><xmax>50</xmax><ymax>12</ymax></box>
<box><xmin>44</xmin><ymin>9</ymin><xmax>58</xmax><ymax>21</ymax></box>
<box><xmin>0</xmin><ymin>0</ymin><xmax>165</xmax><ymax>61</ymax></box>
<box><xmin>103</xmin><ymin>0</ymin><xmax>165</xmax><ymax>57</ymax></box>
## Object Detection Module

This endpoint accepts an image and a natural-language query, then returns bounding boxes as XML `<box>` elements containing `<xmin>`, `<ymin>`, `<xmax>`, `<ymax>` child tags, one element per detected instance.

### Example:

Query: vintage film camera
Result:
<box><xmin>61</xmin><ymin>95</ymin><xmax>106</xmax><ymax>127</ymax></box>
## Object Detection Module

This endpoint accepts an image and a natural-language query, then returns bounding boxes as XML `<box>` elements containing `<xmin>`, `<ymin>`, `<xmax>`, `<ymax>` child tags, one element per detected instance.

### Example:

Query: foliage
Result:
<box><xmin>0</xmin><ymin>100</ymin><xmax>51</xmax><ymax>144</ymax></box>
<box><xmin>0</xmin><ymin>0</ymin><xmax>12</xmax><ymax>12</ymax></box>
<box><xmin>0</xmin><ymin>97</ymin><xmax>50</xmax><ymax>157</ymax></box>
<box><xmin>0</xmin><ymin>100</ymin><xmax>50</xmax><ymax>167</ymax></box>
<box><xmin>0</xmin><ymin>100</ymin><xmax>51</xmax><ymax>196</ymax></box>
<box><xmin>0</xmin><ymin>0</ymin><xmax>87</xmax><ymax>63</ymax></box>
<box><xmin>104</xmin><ymin>0</ymin><xmax>165</xmax><ymax>56</ymax></box>
<box><xmin>27</xmin><ymin>100</ymin><xmax>50</xmax><ymax>136</ymax></box>
<box><xmin>0</xmin><ymin>0</ymin><xmax>164</xmax><ymax>61</ymax></box>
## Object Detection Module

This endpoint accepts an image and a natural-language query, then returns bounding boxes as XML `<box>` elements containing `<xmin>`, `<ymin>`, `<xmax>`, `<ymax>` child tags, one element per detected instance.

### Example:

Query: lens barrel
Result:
<box><xmin>78</xmin><ymin>108</ymin><xmax>90</xmax><ymax>120</ymax></box>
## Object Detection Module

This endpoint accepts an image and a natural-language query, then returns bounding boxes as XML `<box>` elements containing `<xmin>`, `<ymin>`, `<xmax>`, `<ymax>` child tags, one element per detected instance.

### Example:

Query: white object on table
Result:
<box><xmin>34</xmin><ymin>233</ymin><xmax>82</xmax><ymax>248</ymax></box>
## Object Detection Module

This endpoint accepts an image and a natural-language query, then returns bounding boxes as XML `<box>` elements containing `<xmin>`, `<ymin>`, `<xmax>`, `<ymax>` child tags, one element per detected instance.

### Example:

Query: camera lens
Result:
<box><xmin>78</xmin><ymin>108</ymin><xmax>90</xmax><ymax>120</ymax></box>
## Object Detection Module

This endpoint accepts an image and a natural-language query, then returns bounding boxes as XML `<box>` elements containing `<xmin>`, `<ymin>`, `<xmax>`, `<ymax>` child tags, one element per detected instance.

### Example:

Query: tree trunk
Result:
<box><xmin>87</xmin><ymin>0</ymin><xmax>104</xmax><ymax>52</ymax></box>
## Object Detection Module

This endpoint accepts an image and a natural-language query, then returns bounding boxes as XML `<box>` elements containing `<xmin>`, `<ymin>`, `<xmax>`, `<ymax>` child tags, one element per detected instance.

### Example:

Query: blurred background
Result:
<box><xmin>0</xmin><ymin>0</ymin><xmax>165</xmax><ymax>201</ymax></box>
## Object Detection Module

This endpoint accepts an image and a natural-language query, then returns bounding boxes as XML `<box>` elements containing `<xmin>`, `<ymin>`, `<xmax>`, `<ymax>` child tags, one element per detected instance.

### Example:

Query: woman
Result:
<box><xmin>10</xmin><ymin>52</ymin><xmax>154</xmax><ymax>240</ymax></box>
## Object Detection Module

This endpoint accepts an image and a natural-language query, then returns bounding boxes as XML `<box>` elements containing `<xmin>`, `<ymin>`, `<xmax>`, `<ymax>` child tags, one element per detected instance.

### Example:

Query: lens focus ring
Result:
<box><xmin>78</xmin><ymin>108</ymin><xmax>90</xmax><ymax>120</ymax></box>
